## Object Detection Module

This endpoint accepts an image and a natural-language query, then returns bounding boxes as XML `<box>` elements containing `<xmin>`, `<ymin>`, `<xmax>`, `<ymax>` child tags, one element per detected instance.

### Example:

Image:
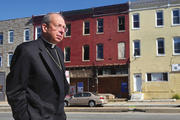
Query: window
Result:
<box><xmin>8</xmin><ymin>53</ymin><xmax>13</xmax><ymax>67</ymax></box>
<box><xmin>83</xmin><ymin>93</ymin><xmax>91</xmax><ymax>97</ymax></box>
<box><xmin>64</xmin><ymin>47</ymin><xmax>71</xmax><ymax>62</ymax></box>
<box><xmin>24</xmin><ymin>28</ymin><xmax>30</xmax><ymax>42</ymax></box>
<box><xmin>173</xmin><ymin>37</ymin><xmax>180</xmax><ymax>55</ymax></box>
<box><xmin>156</xmin><ymin>11</ymin><xmax>164</xmax><ymax>26</ymax></box>
<box><xmin>8</xmin><ymin>30</ymin><xmax>14</xmax><ymax>43</ymax></box>
<box><xmin>157</xmin><ymin>38</ymin><xmax>165</xmax><ymax>55</ymax></box>
<box><xmin>172</xmin><ymin>9</ymin><xmax>180</xmax><ymax>25</ymax></box>
<box><xmin>133</xmin><ymin>13</ymin><xmax>140</xmax><ymax>29</ymax></box>
<box><xmin>0</xmin><ymin>32</ymin><xmax>3</xmax><ymax>45</ymax></box>
<box><xmin>118</xmin><ymin>16</ymin><xmax>125</xmax><ymax>31</ymax></box>
<box><xmin>133</xmin><ymin>40</ymin><xmax>140</xmax><ymax>57</ymax></box>
<box><xmin>65</xmin><ymin>24</ymin><xmax>71</xmax><ymax>37</ymax></box>
<box><xmin>74</xmin><ymin>93</ymin><xmax>82</xmax><ymax>97</ymax></box>
<box><xmin>83</xmin><ymin>21</ymin><xmax>90</xmax><ymax>35</ymax></box>
<box><xmin>0</xmin><ymin>55</ymin><xmax>1</xmax><ymax>67</ymax></box>
<box><xmin>118</xmin><ymin>42</ymin><xmax>125</xmax><ymax>59</ymax></box>
<box><xmin>83</xmin><ymin>45</ymin><xmax>89</xmax><ymax>61</ymax></box>
<box><xmin>35</xmin><ymin>26</ymin><xmax>41</xmax><ymax>39</ymax></box>
<box><xmin>96</xmin><ymin>44</ymin><xmax>104</xmax><ymax>60</ymax></box>
<box><xmin>147</xmin><ymin>73</ymin><xmax>168</xmax><ymax>82</ymax></box>
<box><xmin>97</xmin><ymin>18</ymin><xmax>104</xmax><ymax>33</ymax></box>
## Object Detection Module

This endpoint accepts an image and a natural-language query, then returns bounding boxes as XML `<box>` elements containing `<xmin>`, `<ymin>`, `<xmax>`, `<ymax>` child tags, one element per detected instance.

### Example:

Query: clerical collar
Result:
<box><xmin>42</xmin><ymin>37</ymin><xmax>56</xmax><ymax>49</ymax></box>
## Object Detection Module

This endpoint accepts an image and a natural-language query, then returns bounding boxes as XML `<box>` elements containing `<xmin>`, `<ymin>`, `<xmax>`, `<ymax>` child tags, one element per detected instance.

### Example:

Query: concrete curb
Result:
<box><xmin>104</xmin><ymin>104</ymin><xmax>180</xmax><ymax>107</ymax></box>
<box><xmin>64</xmin><ymin>107</ymin><xmax>180</xmax><ymax>113</ymax></box>
<box><xmin>1</xmin><ymin>102</ymin><xmax>180</xmax><ymax>113</ymax></box>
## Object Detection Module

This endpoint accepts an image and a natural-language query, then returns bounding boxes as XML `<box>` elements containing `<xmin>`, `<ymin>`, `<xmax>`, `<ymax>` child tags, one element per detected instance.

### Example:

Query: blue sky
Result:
<box><xmin>0</xmin><ymin>0</ymin><xmax>129</xmax><ymax>21</ymax></box>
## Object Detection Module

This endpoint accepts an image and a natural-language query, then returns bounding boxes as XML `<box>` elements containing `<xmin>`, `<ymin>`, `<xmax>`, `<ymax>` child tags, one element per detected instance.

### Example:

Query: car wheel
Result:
<box><xmin>64</xmin><ymin>101</ymin><xmax>69</xmax><ymax>107</ymax></box>
<box><xmin>88</xmin><ymin>101</ymin><xmax>96</xmax><ymax>107</ymax></box>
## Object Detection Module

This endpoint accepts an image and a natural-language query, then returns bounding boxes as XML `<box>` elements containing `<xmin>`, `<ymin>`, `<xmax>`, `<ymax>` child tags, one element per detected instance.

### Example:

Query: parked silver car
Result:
<box><xmin>64</xmin><ymin>92</ymin><xmax>107</xmax><ymax>107</ymax></box>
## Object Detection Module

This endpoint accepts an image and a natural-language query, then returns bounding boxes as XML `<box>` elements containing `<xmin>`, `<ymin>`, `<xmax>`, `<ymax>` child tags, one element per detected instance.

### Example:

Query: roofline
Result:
<box><xmin>32</xmin><ymin>2</ymin><xmax>129</xmax><ymax>22</ymax></box>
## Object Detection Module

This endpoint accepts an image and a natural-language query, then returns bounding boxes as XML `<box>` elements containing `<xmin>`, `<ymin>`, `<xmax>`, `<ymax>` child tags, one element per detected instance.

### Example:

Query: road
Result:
<box><xmin>1</xmin><ymin>112</ymin><xmax>180</xmax><ymax>120</ymax></box>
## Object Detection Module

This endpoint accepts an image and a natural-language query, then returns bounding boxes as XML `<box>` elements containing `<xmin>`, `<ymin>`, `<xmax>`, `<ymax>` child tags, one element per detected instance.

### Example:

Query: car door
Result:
<box><xmin>70</xmin><ymin>93</ymin><xmax>81</xmax><ymax>105</ymax></box>
<box><xmin>82</xmin><ymin>93</ymin><xmax>91</xmax><ymax>105</ymax></box>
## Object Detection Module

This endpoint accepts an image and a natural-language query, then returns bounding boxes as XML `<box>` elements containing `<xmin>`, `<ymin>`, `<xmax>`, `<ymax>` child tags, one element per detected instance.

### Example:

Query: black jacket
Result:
<box><xmin>6</xmin><ymin>37</ymin><xmax>69</xmax><ymax>120</ymax></box>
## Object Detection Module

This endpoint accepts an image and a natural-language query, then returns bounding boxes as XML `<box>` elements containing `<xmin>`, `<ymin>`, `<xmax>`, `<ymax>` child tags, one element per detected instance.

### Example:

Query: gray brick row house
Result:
<box><xmin>0</xmin><ymin>17</ymin><xmax>34</xmax><ymax>101</ymax></box>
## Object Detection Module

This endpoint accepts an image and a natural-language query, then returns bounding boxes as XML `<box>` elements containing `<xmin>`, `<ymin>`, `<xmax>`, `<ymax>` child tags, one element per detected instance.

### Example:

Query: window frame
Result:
<box><xmin>65</xmin><ymin>23</ymin><xmax>71</xmax><ymax>37</ymax></box>
<box><xmin>133</xmin><ymin>40</ymin><xmax>141</xmax><ymax>57</ymax></box>
<box><xmin>157</xmin><ymin>38</ymin><xmax>165</xmax><ymax>56</ymax></box>
<box><xmin>0</xmin><ymin>55</ymin><xmax>2</xmax><ymax>67</ymax></box>
<box><xmin>24</xmin><ymin>28</ymin><xmax>30</xmax><ymax>42</ymax></box>
<box><xmin>0</xmin><ymin>32</ymin><xmax>3</xmax><ymax>45</ymax></box>
<box><xmin>97</xmin><ymin>18</ymin><xmax>104</xmax><ymax>33</ymax></box>
<box><xmin>35</xmin><ymin>26</ymin><xmax>41</xmax><ymax>39</ymax></box>
<box><xmin>118</xmin><ymin>42</ymin><xmax>126</xmax><ymax>59</ymax></box>
<box><xmin>8</xmin><ymin>30</ymin><xmax>14</xmax><ymax>43</ymax></box>
<box><xmin>82</xmin><ymin>45</ymin><xmax>90</xmax><ymax>61</ymax></box>
<box><xmin>132</xmin><ymin>13</ymin><xmax>140</xmax><ymax>29</ymax></box>
<box><xmin>172</xmin><ymin>8</ymin><xmax>180</xmax><ymax>25</ymax></box>
<box><xmin>146</xmin><ymin>72</ymin><xmax>168</xmax><ymax>82</ymax></box>
<box><xmin>83</xmin><ymin>21</ymin><xmax>90</xmax><ymax>35</ymax></box>
<box><xmin>118</xmin><ymin>16</ymin><xmax>125</xmax><ymax>31</ymax></box>
<box><xmin>64</xmin><ymin>47</ymin><xmax>71</xmax><ymax>62</ymax></box>
<box><xmin>173</xmin><ymin>37</ymin><xmax>180</xmax><ymax>55</ymax></box>
<box><xmin>7</xmin><ymin>52</ymin><xmax>13</xmax><ymax>67</ymax></box>
<box><xmin>96</xmin><ymin>43</ymin><xmax>104</xmax><ymax>60</ymax></box>
<box><xmin>156</xmin><ymin>10</ymin><xmax>164</xmax><ymax>27</ymax></box>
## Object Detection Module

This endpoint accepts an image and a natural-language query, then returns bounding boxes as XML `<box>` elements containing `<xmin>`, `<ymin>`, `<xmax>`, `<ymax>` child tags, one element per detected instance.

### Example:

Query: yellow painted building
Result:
<box><xmin>129</xmin><ymin>0</ymin><xmax>180</xmax><ymax>99</ymax></box>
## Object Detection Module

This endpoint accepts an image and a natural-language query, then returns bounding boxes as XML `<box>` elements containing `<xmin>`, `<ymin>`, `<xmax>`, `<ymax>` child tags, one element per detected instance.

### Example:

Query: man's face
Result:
<box><xmin>42</xmin><ymin>14</ymin><xmax>66</xmax><ymax>44</ymax></box>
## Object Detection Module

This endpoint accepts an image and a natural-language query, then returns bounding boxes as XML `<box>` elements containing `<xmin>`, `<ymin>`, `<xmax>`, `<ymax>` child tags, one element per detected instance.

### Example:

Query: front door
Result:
<box><xmin>134</xmin><ymin>74</ymin><xmax>142</xmax><ymax>92</ymax></box>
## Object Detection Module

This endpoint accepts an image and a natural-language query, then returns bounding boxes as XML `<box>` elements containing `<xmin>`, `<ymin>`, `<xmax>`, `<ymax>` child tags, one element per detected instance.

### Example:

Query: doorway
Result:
<box><xmin>133</xmin><ymin>74</ymin><xmax>142</xmax><ymax>92</ymax></box>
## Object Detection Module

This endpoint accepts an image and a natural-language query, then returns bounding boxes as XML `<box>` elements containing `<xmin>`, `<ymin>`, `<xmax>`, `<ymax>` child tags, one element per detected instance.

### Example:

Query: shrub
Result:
<box><xmin>172</xmin><ymin>94</ymin><xmax>180</xmax><ymax>99</ymax></box>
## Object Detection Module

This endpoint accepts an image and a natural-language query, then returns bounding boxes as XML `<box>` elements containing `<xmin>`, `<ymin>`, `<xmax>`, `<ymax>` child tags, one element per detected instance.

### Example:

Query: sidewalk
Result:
<box><xmin>1</xmin><ymin>99</ymin><xmax>180</xmax><ymax>113</ymax></box>
<box><xmin>105</xmin><ymin>99</ymin><xmax>180</xmax><ymax>107</ymax></box>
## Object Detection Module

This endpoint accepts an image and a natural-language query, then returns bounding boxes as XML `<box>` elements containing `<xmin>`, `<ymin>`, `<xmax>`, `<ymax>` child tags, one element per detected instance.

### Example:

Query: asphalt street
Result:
<box><xmin>1</xmin><ymin>112</ymin><xmax>180</xmax><ymax>120</ymax></box>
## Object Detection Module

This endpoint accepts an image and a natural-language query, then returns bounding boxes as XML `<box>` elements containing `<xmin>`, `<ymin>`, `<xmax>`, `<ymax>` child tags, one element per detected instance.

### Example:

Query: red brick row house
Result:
<box><xmin>32</xmin><ymin>3</ymin><xmax>129</xmax><ymax>98</ymax></box>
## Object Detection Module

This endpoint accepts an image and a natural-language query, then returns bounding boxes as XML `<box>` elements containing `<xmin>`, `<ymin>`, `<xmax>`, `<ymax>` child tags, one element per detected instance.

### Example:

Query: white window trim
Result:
<box><xmin>35</xmin><ymin>26</ymin><xmax>41</xmax><ymax>40</ymax></box>
<box><xmin>133</xmin><ymin>40</ymin><xmax>141</xmax><ymax>57</ymax></box>
<box><xmin>173</xmin><ymin>37</ymin><xmax>180</xmax><ymax>55</ymax></box>
<box><xmin>82</xmin><ymin>45</ymin><xmax>90</xmax><ymax>62</ymax></box>
<box><xmin>83</xmin><ymin>21</ymin><xmax>90</xmax><ymax>36</ymax></box>
<box><xmin>132</xmin><ymin>13</ymin><xmax>140</xmax><ymax>30</ymax></box>
<box><xmin>96</xmin><ymin>18</ymin><xmax>104</xmax><ymax>34</ymax></box>
<box><xmin>145</xmin><ymin>72</ymin><xmax>169</xmax><ymax>82</ymax></box>
<box><xmin>172</xmin><ymin>8</ymin><xmax>180</xmax><ymax>26</ymax></box>
<box><xmin>8</xmin><ymin>30</ymin><xmax>14</xmax><ymax>43</ymax></box>
<box><xmin>24</xmin><ymin>28</ymin><xmax>30</xmax><ymax>42</ymax></box>
<box><xmin>96</xmin><ymin>44</ymin><xmax>104</xmax><ymax>60</ymax></box>
<box><xmin>0</xmin><ymin>55</ymin><xmax>2</xmax><ymax>67</ymax></box>
<box><xmin>156</xmin><ymin>38</ymin><xmax>165</xmax><ymax>56</ymax></box>
<box><xmin>117</xmin><ymin>16</ymin><xmax>126</xmax><ymax>32</ymax></box>
<box><xmin>7</xmin><ymin>53</ymin><xmax>13</xmax><ymax>67</ymax></box>
<box><xmin>155</xmin><ymin>10</ymin><xmax>164</xmax><ymax>27</ymax></box>
<box><xmin>65</xmin><ymin>24</ymin><xmax>71</xmax><ymax>38</ymax></box>
<box><xmin>118</xmin><ymin>42</ymin><xmax>126</xmax><ymax>59</ymax></box>
<box><xmin>0</xmin><ymin>33</ymin><xmax>3</xmax><ymax>45</ymax></box>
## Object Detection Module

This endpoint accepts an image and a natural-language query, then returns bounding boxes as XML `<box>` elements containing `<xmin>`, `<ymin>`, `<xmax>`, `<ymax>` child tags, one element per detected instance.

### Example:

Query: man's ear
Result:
<box><xmin>42</xmin><ymin>23</ymin><xmax>48</xmax><ymax>33</ymax></box>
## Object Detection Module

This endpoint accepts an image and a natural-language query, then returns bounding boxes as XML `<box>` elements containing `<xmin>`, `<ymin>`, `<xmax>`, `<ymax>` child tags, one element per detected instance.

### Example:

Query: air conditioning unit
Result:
<box><xmin>172</xmin><ymin>64</ymin><xmax>180</xmax><ymax>72</ymax></box>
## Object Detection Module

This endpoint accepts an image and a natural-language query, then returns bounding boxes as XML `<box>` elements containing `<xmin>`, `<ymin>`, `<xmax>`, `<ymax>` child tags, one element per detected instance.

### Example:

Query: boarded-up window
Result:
<box><xmin>118</xmin><ymin>42</ymin><xmax>125</xmax><ymax>59</ymax></box>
